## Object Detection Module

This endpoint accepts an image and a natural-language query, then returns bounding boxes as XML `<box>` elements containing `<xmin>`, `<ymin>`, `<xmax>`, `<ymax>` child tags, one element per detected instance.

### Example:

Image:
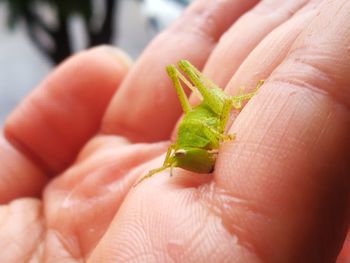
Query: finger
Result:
<box><xmin>187</xmin><ymin>0</ymin><xmax>317</xmax><ymax>108</ymax></box>
<box><xmin>101</xmin><ymin>0</ymin><xmax>259</xmax><ymax>142</ymax></box>
<box><xmin>2</xmin><ymin>46</ymin><xmax>130</xmax><ymax>200</ymax></box>
<box><xmin>219</xmin><ymin>1</ymin><xmax>319</xmax><ymax>135</ymax></box>
<box><xmin>176</xmin><ymin>1</ymin><xmax>318</xmax><ymax>142</ymax></box>
<box><xmin>213</xmin><ymin>0</ymin><xmax>350</xmax><ymax>261</ymax></box>
<box><xmin>203</xmin><ymin>0</ymin><xmax>312</xmax><ymax>88</ymax></box>
<box><xmin>337</xmin><ymin>229</ymin><xmax>350</xmax><ymax>263</ymax></box>
<box><xmin>223</xmin><ymin>0</ymin><xmax>319</xmax><ymax>96</ymax></box>
<box><xmin>0</xmin><ymin>199</ymin><xmax>43</xmax><ymax>262</ymax></box>
<box><xmin>42</xmin><ymin>140</ymin><xmax>168</xmax><ymax>259</ymax></box>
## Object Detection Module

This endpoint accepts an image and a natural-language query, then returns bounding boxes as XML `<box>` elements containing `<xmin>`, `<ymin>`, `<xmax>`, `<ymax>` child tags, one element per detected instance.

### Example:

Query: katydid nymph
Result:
<box><xmin>136</xmin><ymin>60</ymin><xmax>263</xmax><ymax>185</ymax></box>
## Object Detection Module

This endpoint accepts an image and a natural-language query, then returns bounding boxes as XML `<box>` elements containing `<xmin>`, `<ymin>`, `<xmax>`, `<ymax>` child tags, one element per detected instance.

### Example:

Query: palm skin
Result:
<box><xmin>1</xmin><ymin>0</ymin><xmax>350</xmax><ymax>262</ymax></box>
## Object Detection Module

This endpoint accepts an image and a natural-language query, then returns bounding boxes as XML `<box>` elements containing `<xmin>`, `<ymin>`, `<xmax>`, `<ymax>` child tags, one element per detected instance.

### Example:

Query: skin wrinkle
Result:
<box><xmin>213</xmin><ymin>80</ymin><xmax>348</xmax><ymax>261</ymax></box>
<box><xmin>224</xmin><ymin>21</ymin><xmax>310</xmax><ymax>95</ymax></box>
<box><xmin>101</xmin><ymin>121</ymin><xmax>151</xmax><ymax>146</ymax></box>
<box><xmin>45</xmin><ymin>163</ymin><xmax>138</xmax><ymax>260</ymax></box>
<box><xmin>249</xmin><ymin>93</ymin><xmax>288</xmax><ymax>166</ymax></box>
<box><xmin>251</xmin><ymin>0</ymin><xmax>308</xmax><ymax>17</ymax></box>
<box><xmin>180</xmin><ymin>208</ymin><xmax>236</xmax><ymax>262</ymax></box>
<box><xmin>29</xmin><ymin>240</ymin><xmax>44</xmax><ymax>262</ymax></box>
<box><xmin>75</xmin><ymin>204</ymin><xmax>98</xmax><ymax>261</ymax></box>
<box><xmin>333</xmin><ymin>0</ymin><xmax>348</xmax><ymax>17</ymax></box>
<box><xmin>156</xmin><ymin>195</ymin><xmax>201</xmax><ymax>261</ymax></box>
<box><xmin>130</xmin><ymin>236</ymin><xmax>154</xmax><ymax>262</ymax></box>
<box><xmin>295</xmin><ymin>54</ymin><xmax>350</xmax><ymax>108</ymax></box>
<box><xmin>197</xmin><ymin>183</ymin><xmax>267</xmax><ymax>262</ymax></box>
<box><xmin>194</xmin><ymin>223</ymin><xmax>228</xmax><ymax>262</ymax></box>
<box><xmin>263</xmin><ymin>89</ymin><xmax>304</xmax><ymax>171</ymax></box>
<box><xmin>4</xmin><ymin>47</ymin><xmax>130</xmax><ymax>178</ymax></box>
<box><xmin>281</xmin><ymin>53</ymin><xmax>335</xmax><ymax>86</ymax></box>
<box><xmin>263</xmin><ymin>94</ymin><xmax>325</xmax><ymax>196</ymax></box>
<box><xmin>0</xmin><ymin>200</ymin><xmax>45</xmax><ymax>262</ymax></box>
<box><xmin>8</xmin><ymin>116</ymin><xmax>51</xmax><ymax>176</ymax></box>
<box><xmin>272</xmin><ymin>88</ymin><xmax>324</xmax><ymax>177</ymax></box>
<box><xmin>121</xmin><ymin>203</ymin><xmax>154</xmax><ymax>255</ymax></box>
<box><xmin>5</xmin><ymin>132</ymin><xmax>52</xmax><ymax>176</ymax></box>
<box><xmin>171</xmin><ymin>0</ymin><xmax>257</xmax><ymax>43</ymax></box>
<box><xmin>79</xmin><ymin>217</ymin><xmax>108</xmax><ymax>259</ymax></box>
<box><xmin>47</xmin><ymin>190</ymin><xmax>115</xmax><ymax>260</ymax></box>
<box><xmin>23</xmin><ymin>221</ymin><xmax>45</xmax><ymax>263</ymax></box>
<box><xmin>227</xmin><ymin>87</ymin><xmax>288</xmax><ymax>186</ymax></box>
<box><xmin>272</xmin><ymin>71</ymin><xmax>349</xmax><ymax>112</ymax></box>
<box><xmin>3</xmin><ymin>0</ymin><xmax>349</xmax><ymax>262</ymax></box>
<box><xmin>94</xmin><ymin>183</ymin><xmax>258</xmax><ymax>259</ymax></box>
<box><xmin>4</xmin><ymin>220</ymin><xmax>43</xmax><ymax>261</ymax></box>
<box><xmin>75</xmin><ymin>135</ymin><xmax>131</xmax><ymax>162</ymax></box>
<box><xmin>148</xmin><ymin>207</ymin><xmax>168</xmax><ymax>252</ymax></box>
<box><xmin>115</xmin><ymin>220</ymin><xmax>151</xmax><ymax>262</ymax></box>
<box><xmin>241</xmin><ymin>96</ymin><xmax>344</xmax><ymax>260</ymax></box>
<box><xmin>220</xmin><ymin>1</ymin><xmax>321</xmax><ymax>97</ymax></box>
<box><xmin>183</xmin><ymin>218</ymin><xmax>207</xmax><ymax>258</ymax></box>
<box><xmin>0</xmin><ymin>136</ymin><xmax>47</xmax><ymax>202</ymax></box>
<box><xmin>56</xmin><ymin>142</ymin><xmax>168</xmax><ymax>193</ymax></box>
<box><xmin>306</xmin><ymin>102</ymin><xmax>332</xmax><ymax>158</ymax></box>
<box><xmin>203</xmin><ymin>0</ymin><xmax>314</xmax><ymax>90</ymax></box>
<box><xmin>269</xmin><ymin>2</ymin><xmax>350</xmax><ymax>110</ymax></box>
<box><xmin>46</xmin><ymin>228</ymin><xmax>84</xmax><ymax>262</ymax></box>
<box><xmin>70</xmin><ymin>154</ymin><xmax>134</xmax><ymax>186</ymax></box>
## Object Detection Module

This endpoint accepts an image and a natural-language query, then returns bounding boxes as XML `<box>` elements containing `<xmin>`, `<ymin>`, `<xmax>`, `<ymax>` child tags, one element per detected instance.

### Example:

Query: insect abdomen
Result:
<box><xmin>174</xmin><ymin>147</ymin><xmax>216</xmax><ymax>173</ymax></box>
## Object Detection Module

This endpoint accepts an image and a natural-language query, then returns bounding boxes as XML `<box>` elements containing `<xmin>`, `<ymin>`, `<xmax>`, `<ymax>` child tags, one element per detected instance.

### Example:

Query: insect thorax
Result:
<box><xmin>176</xmin><ymin>104</ymin><xmax>220</xmax><ymax>149</ymax></box>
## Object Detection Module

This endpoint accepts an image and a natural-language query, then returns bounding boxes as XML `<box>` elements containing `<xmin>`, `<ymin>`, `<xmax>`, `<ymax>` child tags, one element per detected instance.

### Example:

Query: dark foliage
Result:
<box><xmin>1</xmin><ymin>0</ymin><xmax>119</xmax><ymax>64</ymax></box>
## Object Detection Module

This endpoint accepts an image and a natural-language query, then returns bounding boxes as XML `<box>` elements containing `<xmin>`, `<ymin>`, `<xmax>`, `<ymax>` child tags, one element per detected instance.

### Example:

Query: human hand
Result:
<box><xmin>1</xmin><ymin>0</ymin><xmax>349</xmax><ymax>262</ymax></box>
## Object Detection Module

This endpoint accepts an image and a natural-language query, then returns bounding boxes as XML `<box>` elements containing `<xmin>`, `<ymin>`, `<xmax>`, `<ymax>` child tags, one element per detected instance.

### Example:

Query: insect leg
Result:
<box><xmin>255</xmin><ymin>79</ymin><xmax>265</xmax><ymax>90</ymax></box>
<box><xmin>177</xmin><ymin>60</ymin><xmax>223</xmax><ymax>115</ymax></box>
<box><xmin>169</xmin><ymin>163</ymin><xmax>176</xmax><ymax>177</ymax></box>
<box><xmin>134</xmin><ymin>144</ymin><xmax>177</xmax><ymax>186</ymax></box>
<box><xmin>134</xmin><ymin>165</ymin><xmax>171</xmax><ymax>186</ymax></box>
<box><xmin>219</xmin><ymin>98</ymin><xmax>233</xmax><ymax>133</ymax></box>
<box><xmin>192</xmin><ymin>120</ymin><xmax>234</xmax><ymax>149</ymax></box>
<box><xmin>176</xmin><ymin>71</ymin><xmax>203</xmax><ymax>100</ymax></box>
<box><xmin>163</xmin><ymin>143</ymin><xmax>176</xmax><ymax>166</ymax></box>
<box><xmin>231</xmin><ymin>80</ymin><xmax>264</xmax><ymax>110</ymax></box>
<box><xmin>166</xmin><ymin>65</ymin><xmax>192</xmax><ymax>113</ymax></box>
<box><xmin>178</xmin><ymin>60</ymin><xmax>220</xmax><ymax>91</ymax></box>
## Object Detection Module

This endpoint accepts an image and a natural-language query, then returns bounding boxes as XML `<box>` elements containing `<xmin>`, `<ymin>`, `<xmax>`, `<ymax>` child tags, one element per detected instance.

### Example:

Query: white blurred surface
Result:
<box><xmin>0</xmin><ymin>2</ymin><xmax>51</xmax><ymax>124</ymax></box>
<box><xmin>0</xmin><ymin>0</ymin><xmax>159</xmax><ymax>124</ymax></box>
<box><xmin>141</xmin><ymin>0</ymin><xmax>184</xmax><ymax>30</ymax></box>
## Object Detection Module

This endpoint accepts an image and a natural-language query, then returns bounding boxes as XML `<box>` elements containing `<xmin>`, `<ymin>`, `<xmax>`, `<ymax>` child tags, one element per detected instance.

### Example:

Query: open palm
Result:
<box><xmin>1</xmin><ymin>0</ymin><xmax>350</xmax><ymax>262</ymax></box>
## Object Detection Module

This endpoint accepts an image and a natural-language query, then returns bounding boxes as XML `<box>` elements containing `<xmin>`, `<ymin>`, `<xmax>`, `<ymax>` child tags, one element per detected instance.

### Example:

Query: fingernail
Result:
<box><xmin>97</xmin><ymin>45</ymin><xmax>133</xmax><ymax>69</ymax></box>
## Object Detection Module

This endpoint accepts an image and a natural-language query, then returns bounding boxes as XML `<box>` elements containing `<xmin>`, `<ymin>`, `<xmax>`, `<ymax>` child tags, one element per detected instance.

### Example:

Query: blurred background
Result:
<box><xmin>0</xmin><ymin>0</ymin><xmax>190</xmax><ymax>123</ymax></box>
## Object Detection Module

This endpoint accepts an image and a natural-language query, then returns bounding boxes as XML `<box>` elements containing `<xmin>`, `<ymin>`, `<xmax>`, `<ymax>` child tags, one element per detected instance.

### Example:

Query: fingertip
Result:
<box><xmin>4</xmin><ymin>46</ymin><xmax>130</xmax><ymax>173</ymax></box>
<box><xmin>92</xmin><ymin>45</ymin><xmax>133</xmax><ymax>70</ymax></box>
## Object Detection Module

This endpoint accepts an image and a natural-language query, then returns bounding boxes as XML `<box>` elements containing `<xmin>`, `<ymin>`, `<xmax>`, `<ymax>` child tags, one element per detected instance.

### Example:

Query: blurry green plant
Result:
<box><xmin>1</xmin><ymin>0</ymin><xmax>119</xmax><ymax>64</ymax></box>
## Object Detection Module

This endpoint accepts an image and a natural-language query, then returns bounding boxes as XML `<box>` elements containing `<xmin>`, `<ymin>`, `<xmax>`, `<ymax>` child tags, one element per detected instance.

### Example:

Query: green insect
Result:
<box><xmin>137</xmin><ymin>60</ymin><xmax>263</xmax><ymax>185</ymax></box>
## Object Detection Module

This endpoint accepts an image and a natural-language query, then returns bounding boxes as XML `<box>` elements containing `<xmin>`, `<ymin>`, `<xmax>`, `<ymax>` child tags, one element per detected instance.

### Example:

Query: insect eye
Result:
<box><xmin>175</xmin><ymin>150</ymin><xmax>186</xmax><ymax>157</ymax></box>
